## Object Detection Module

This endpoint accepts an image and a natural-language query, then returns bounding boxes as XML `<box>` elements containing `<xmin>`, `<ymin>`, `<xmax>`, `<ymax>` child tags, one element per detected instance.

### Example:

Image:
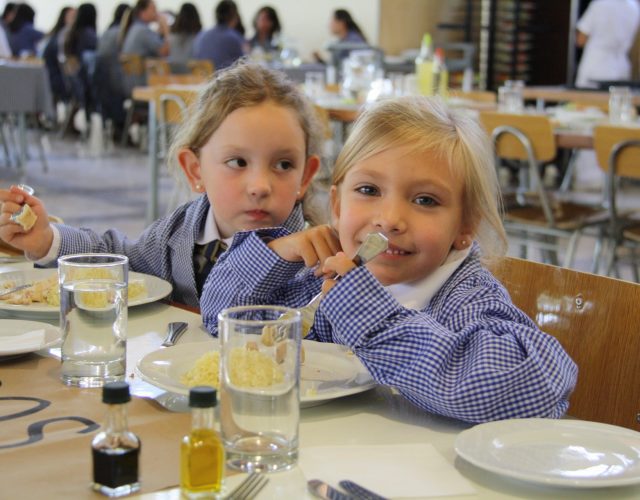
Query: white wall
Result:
<box><xmin>19</xmin><ymin>0</ymin><xmax>380</xmax><ymax>61</ymax></box>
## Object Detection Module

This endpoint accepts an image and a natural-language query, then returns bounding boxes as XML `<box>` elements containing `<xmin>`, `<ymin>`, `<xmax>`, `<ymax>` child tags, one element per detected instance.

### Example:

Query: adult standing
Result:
<box><xmin>168</xmin><ymin>3</ymin><xmax>202</xmax><ymax>69</ymax></box>
<box><xmin>575</xmin><ymin>0</ymin><xmax>640</xmax><ymax>88</ymax></box>
<box><xmin>7</xmin><ymin>3</ymin><xmax>44</xmax><ymax>57</ymax></box>
<box><xmin>192</xmin><ymin>0</ymin><xmax>246</xmax><ymax>70</ymax></box>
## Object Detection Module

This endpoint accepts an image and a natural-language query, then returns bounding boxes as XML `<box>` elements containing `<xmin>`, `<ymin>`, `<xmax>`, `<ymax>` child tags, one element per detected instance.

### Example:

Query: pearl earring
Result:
<box><xmin>461</xmin><ymin>239</ymin><xmax>467</xmax><ymax>247</ymax></box>
<box><xmin>195</xmin><ymin>183</ymin><xmax>202</xmax><ymax>191</ymax></box>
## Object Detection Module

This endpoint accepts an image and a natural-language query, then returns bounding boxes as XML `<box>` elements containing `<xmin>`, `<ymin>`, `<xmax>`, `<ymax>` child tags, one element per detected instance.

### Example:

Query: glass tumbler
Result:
<box><xmin>58</xmin><ymin>253</ymin><xmax>128</xmax><ymax>387</ymax></box>
<box><xmin>218</xmin><ymin>305</ymin><xmax>301</xmax><ymax>472</ymax></box>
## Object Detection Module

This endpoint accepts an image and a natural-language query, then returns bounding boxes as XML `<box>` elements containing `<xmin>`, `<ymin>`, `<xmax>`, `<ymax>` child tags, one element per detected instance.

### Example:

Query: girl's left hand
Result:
<box><xmin>321</xmin><ymin>252</ymin><xmax>356</xmax><ymax>294</ymax></box>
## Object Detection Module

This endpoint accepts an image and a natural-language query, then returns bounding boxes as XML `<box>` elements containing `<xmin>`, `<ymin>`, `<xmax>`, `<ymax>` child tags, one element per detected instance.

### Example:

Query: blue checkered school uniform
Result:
<box><xmin>200</xmin><ymin>229</ymin><xmax>578</xmax><ymax>424</ymax></box>
<box><xmin>46</xmin><ymin>196</ymin><xmax>304</xmax><ymax>308</ymax></box>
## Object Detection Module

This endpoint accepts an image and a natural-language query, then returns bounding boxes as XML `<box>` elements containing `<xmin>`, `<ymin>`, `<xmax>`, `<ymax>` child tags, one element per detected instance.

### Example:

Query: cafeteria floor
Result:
<box><xmin>2</xmin><ymin>134</ymin><xmax>639</xmax><ymax>281</ymax></box>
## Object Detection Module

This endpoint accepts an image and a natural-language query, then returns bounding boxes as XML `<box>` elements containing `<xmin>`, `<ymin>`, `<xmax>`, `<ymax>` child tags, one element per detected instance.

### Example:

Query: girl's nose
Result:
<box><xmin>373</xmin><ymin>201</ymin><xmax>406</xmax><ymax>233</ymax></box>
<box><xmin>247</xmin><ymin>169</ymin><xmax>272</xmax><ymax>198</ymax></box>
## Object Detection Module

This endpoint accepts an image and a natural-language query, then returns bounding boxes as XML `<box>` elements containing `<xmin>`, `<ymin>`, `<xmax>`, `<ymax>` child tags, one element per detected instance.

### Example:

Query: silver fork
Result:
<box><xmin>225</xmin><ymin>472</ymin><xmax>269</xmax><ymax>500</ymax></box>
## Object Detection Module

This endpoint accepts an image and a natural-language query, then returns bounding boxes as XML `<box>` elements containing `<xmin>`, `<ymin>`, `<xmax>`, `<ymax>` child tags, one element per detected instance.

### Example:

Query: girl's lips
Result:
<box><xmin>246</xmin><ymin>209</ymin><xmax>270</xmax><ymax>220</ymax></box>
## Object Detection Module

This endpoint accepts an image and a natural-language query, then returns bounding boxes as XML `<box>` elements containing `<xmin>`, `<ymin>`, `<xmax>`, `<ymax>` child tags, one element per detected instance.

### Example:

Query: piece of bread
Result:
<box><xmin>11</xmin><ymin>204</ymin><xmax>38</xmax><ymax>231</ymax></box>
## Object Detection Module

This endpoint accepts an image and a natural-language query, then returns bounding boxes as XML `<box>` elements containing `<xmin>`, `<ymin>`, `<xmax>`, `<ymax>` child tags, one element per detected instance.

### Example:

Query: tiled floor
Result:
<box><xmin>2</xmin><ymin>132</ymin><xmax>639</xmax><ymax>281</ymax></box>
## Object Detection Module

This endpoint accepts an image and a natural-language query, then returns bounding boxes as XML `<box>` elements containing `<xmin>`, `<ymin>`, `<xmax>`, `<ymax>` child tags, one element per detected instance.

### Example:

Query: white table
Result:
<box><xmin>2</xmin><ymin>262</ymin><xmax>640</xmax><ymax>499</ymax></box>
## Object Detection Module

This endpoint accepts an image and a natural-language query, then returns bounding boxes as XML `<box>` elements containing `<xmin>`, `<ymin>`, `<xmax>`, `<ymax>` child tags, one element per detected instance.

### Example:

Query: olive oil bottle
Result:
<box><xmin>181</xmin><ymin>386</ymin><xmax>224</xmax><ymax>498</ymax></box>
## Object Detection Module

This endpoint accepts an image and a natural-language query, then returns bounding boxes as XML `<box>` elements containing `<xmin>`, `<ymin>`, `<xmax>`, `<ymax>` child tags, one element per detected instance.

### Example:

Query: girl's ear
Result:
<box><xmin>177</xmin><ymin>148</ymin><xmax>204</xmax><ymax>193</ymax></box>
<box><xmin>329</xmin><ymin>185</ymin><xmax>341</xmax><ymax>227</ymax></box>
<box><xmin>453</xmin><ymin>227</ymin><xmax>475</xmax><ymax>250</ymax></box>
<box><xmin>297</xmin><ymin>155</ymin><xmax>321</xmax><ymax>200</ymax></box>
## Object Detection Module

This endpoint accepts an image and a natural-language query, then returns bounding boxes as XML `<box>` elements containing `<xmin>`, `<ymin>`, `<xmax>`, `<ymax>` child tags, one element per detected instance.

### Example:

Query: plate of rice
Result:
<box><xmin>0</xmin><ymin>268</ymin><xmax>172</xmax><ymax>317</ymax></box>
<box><xmin>135</xmin><ymin>339</ymin><xmax>376</xmax><ymax>407</ymax></box>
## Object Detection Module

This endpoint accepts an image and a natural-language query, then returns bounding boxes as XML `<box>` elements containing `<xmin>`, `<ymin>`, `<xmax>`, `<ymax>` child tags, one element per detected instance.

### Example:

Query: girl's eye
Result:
<box><xmin>355</xmin><ymin>185</ymin><xmax>379</xmax><ymax>196</ymax></box>
<box><xmin>414</xmin><ymin>195</ymin><xmax>438</xmax><ymax>206</ymax></box>
<box><xmin>275</xmin><ymin>160</ymin><xmax>294</xmax><ymax>171</ymax></box>
<box><xmin>226</xmin><ymin>158</ymin><xmax>248</xmax><ymax>168</ymax></box>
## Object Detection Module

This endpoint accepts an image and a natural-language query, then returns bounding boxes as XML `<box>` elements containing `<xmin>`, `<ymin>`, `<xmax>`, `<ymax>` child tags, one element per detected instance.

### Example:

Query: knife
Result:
<box><xmin>0</xmin><ymin>283</ymin><xmax>32</xmax><ymax>298</ymax></box>
<box><xmin>307</xmin><ymin>479</ymin><xmax>355</xmax><ymax>500</ymax></box>
<box><xmin>161</xmin><ymin>322</ymin><xmax>188</xmax><ymax>347</ymax></box>
<box><xmin>339</xmin><ymin>480</ymin><xmax>389</xmax><ymax>500</ymax></box>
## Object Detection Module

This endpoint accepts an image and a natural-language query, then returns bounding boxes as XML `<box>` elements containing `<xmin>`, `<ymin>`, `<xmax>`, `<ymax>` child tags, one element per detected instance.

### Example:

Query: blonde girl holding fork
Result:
<box><xmin>200</xmin><ymin>96</ymin><xmax>577</xmax><ymax>424</ymax></box>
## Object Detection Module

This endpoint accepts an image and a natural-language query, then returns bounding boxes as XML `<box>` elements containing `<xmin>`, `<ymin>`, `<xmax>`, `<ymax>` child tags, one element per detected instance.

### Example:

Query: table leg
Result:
<box><xmin>146</xmin><ymin>100</ymin><xmax>158</xmax><ymax>225</ymax></box>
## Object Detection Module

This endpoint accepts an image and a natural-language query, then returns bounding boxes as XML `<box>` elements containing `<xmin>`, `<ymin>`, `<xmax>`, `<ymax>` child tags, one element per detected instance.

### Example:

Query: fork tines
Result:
<box><xmin>225</xmin><ymin>472</ymin><xmax>269</xmax><ymax>500</ymax></box>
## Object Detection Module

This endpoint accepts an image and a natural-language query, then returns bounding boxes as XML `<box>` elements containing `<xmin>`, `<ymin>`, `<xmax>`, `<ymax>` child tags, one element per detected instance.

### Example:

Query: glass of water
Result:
<box><xmin>609</xmin><ymin>86</ymin><xmax>635</xmax><ymax>123</ymax></box>
<box><xmin>218</xmin><ymin>305</ymin><xmax>301</xmax><ymax>472</ymax></box>
<box><xmin>58</xmin><ymin>253</ymin><xmax>128</xmax><ymax>388</ymax></box>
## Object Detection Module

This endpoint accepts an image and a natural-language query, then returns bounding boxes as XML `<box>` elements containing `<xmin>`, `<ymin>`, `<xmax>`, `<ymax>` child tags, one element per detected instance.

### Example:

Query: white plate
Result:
<box><xmin>455</xmin><ymin>418</ymin><xmax>640</xmax><ymax>488</ymax></box>
<box><xmin>0</xmin><ymin>268</ymin><xmax>172</xmax><ymax>317</ymax></box>
<box><xmin>135</xmin><ymin>340</ymin><xmax>376</xmax><ymax>407</ymax></box>
<box><xmin>0</xmin><ymin>319</ymin><xmax>61</xmax><ymax>356</ymax></box>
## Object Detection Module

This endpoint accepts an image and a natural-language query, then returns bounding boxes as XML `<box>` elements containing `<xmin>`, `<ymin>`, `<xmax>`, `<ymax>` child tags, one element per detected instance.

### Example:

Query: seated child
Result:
<box><xmin>200</xmin><ymin>96</ymin><xmax>578</xmax><ymax>423</ymax></box>
<box><xmin>0</xmin><ymin>62</ymin><xmax>322</xmax><ymax>307</ymax></box>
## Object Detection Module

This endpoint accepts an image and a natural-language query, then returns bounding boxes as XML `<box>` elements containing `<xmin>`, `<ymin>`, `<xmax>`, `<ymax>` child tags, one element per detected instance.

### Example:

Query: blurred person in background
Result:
<box><xmin>314</xmin><ymin>8</ymin><xmax>367</xmax><ymax>64</ymax></box>
<box><xmin>42</xmin><ymin>6</ymin><xmax>76</xmax><ymax>104</ymax></box>
<box><xmin>8</xmin><ymin>3</ymin><xmax>43</xmax><ymax>57</ymax></box>
<box><xmin>63</xmin><ymin>3</ymin><xmax>98</xmax><ymax>114</ymax></box>
<box><xmin>192</xmin><ymin>0</ymin><xmax>247</xmax><ymax>70</ymax></box>
<box><xmin>168</xmin><ymin>2</ymin><xmax>201</xmax><ymax>70</ymax></box>
<box><xmin>119</xmin><ymin>0</ymin><xmax>169</xmax><ymax>57</ymax></box>
<box><xmin>94</xmin><ymin>3</ymin><xmax>130</xmax><ymax>139</ymax></box>
<box><xmin>575</xmin><ymin>0</ymin><xmax>640</xmax><ymax>88</ymax></box>
<box><xmin>249</xmin><ymin>5</ymin><xmax>281</xmax><ymax>53</ymax></box>
<box><xmin>1</xmin><ymin>2</ymin><xmax>16</xmax><ymax>34</ymax></box>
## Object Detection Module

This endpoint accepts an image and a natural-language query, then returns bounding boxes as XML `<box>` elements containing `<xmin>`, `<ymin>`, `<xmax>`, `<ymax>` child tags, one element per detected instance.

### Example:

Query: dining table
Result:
<box><xmin>2</xmin><ymin>259</ymin><xmax>640</xmax><ymax>499</ymax></box>
<box><xmin>0</xmin><ymin>59</ymin><xmax>54</xmax><ymax>177</ymax></box>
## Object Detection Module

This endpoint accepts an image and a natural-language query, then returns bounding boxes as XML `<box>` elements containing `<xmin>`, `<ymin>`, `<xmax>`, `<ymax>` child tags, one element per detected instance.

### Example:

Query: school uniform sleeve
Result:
<box><xmin>200</xmin><ymin>229</ymin><xmax>322</xmax><ymax>334</ymax></box>
<box><xmin>311</xmin><ymin>254</ymin><xmax>577</xmax><ymax>424</ymax></box>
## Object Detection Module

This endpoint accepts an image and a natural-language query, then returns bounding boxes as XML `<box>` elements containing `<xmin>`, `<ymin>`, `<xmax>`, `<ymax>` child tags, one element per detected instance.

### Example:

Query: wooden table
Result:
<box><xmin>522</xmin><ymin>85</ymin><xmax>640</xmax><ymax>108</ymax></box>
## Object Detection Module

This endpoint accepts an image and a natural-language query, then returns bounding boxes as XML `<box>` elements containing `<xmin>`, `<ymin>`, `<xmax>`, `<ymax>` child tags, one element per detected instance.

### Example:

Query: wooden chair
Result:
<box><xmin>187</xmin><ymin>59</ymin><xmax>214</xmax><ymax>79</ymax></box>
<box><xmin>145</xmin><ymin>58</ymin><xmax>171</xmax><ymax>77</ymax></box>
<box><xmin>154</xmin><ymin>86</ymin><xmax>198</xmax><ymax>213</ymax></box>
<box><xmin>486</xmin><ymin>255</ymin><xmax>640</xmax><ymax>430</ymax></box>
<box><xmin>593</xmin><ymin>124</ymin><xmax>640</xmax><ymax>280</ymax></box>
<box><xmin>480</xmin><ymin>111</ymin><xmax>607</xmax><ymax>267</ymax></box>
<box><xmin>449</xmin><ymin>89</ymin><xmax>497</xmax><ymax>103</ymax></box>
<box><xmin>119</xmin><ymin>54</ymin><xmax>144</xmax><ymax>77</ymax></box>
<box><xmin>147</xmin><ymin>73</ymin><xmax>205</xmax><ymax>86</ymax></box>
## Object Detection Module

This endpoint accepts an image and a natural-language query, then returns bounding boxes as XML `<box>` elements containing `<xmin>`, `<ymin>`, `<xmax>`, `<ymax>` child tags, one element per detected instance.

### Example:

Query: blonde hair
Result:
<box><xmin>168</xmin><ymin>61</ymin><xmax>324</xmax><ymax>223</ymax></box>
<box><xmin>332</xmin><ymin>96</ymin><xmax>507</xmax><ymax>256</ymax></box>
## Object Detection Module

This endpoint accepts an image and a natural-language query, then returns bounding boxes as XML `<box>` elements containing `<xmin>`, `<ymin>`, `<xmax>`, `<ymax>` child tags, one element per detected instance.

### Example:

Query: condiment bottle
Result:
<box><xmin>181</xmin><ymin>386</ymin><xmax>224</xmax><ymax>498</ymax></box>
<box><xmin>91</xmin><ymin>381</ymin><xmax>141</xmax><ymax>497</ymax></box>
<box><xmin>415</xmin><ymin>33</ymin><xmax>434</xmax><ymax>96</ymax></box>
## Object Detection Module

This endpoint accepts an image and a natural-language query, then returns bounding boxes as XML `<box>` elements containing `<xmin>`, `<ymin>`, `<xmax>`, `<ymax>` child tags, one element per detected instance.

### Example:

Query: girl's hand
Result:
<box><xmin>267</xmin><ymin>225</ymin><xmax>341</xmax><ymax>275</ymax></box>
<box><xmin>321</xmin><ymin>252</ymin><xmax>357</xmax><ymax>294</ymax></box>
<box><xmin>0</xmin><ymin>186</ymin><xmax>54</xmax><ymax>259</ymax></box>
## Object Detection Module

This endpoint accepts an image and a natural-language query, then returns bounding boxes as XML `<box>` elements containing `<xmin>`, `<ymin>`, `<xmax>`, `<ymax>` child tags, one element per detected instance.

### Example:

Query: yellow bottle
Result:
<box><xmin>415</xmin><ymin>33</ymin><xmax>434</xmax><ymax>96</ymax></box>
<box><xmin>181</xmin><ymin>386</ymin><xmax>224</xmax><ymax>498</ymax></box>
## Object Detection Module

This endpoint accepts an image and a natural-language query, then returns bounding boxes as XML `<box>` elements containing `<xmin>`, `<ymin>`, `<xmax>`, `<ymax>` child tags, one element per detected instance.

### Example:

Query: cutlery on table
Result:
<box><xmin>307</xmin><ymin>479</ymin><xmax>355</xmax><ymax>500</ymax></box>
<box><xmin>225</xmin><ymin>472</ymin><xmax>268</xmax><ymax>500</ymax></box>
<box><xmin>339</xmin><ymin>480</ymin><xmax>389</xmax><ymax>500</ymax></box>
<box><xmin>0</xmin><ymin>283</ymin><xmax>32</xmax><ymax>298</ymax></box>
<box><xmin>161</xmin><ymin>322</ymin><xmax>188</xmax><ymax>347</ymax></box>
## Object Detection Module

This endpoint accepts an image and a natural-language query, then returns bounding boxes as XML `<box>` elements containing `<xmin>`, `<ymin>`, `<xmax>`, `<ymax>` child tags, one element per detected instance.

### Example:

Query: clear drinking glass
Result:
<box><xmin>304</xmin><ymin>71</ymin><xmax>326</xmax><ymax>101</ymax></box>
<box><xmin>498</xmin><ymin>83</ymin><xmax>524</xmax><ymax>113</ymax></box>
<box><xmin>609</xmin><ymin>86</ymin><xmax>635</xmax><ymax>123</ymax></box>
<box><xmin>58</xmin><ymin>253</ymin><xmax>128</xmax><ymax>388</ymax></box>
<box><xmin>218</xmin><ymin>305</ymin><xmax>301</xmax><ymax>472</ymax></box>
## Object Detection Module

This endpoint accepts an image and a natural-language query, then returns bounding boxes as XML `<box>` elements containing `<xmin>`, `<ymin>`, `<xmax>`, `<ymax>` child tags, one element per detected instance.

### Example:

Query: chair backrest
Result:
<box><xmin>147</xmin><ymin>74</ymin><xmax>205</xmax><ymax>86</ymax></box>
<box><xmin>119</xmin><ymin>54</ymin><xmax>144</xmax><ymax>76</ymax></box>
<box><xmin>593</xmin><ymin>124</ymin><xmax>640</xmax><ymax>179</ymax></box>
<box><xmin>145</xmin><ymin>58</ymin><xmax>171</xmax><ymax>77</ymax></box>
<box><xmin>486</xmin><ymin>255</ymin><xmax>640</xmax><ymax>430</ymax></box>
<box><xmin>155</xmin><ymin>87</ymin><xmax>198</xmax><ymax>125</ymax></box>
<box><xmin>449</xmin><ymin>89</ymin><xmax>497</xmax><ymax>103</ymax></box>
<box><xmin>479</xmin><ymin>112</ymin><xmax>556</xmax><ymax>162</ymax></box>
<box><xmin>187</xmin><ymin>59</ymin><xmax>214</xmax><ymax>79</ymax></box>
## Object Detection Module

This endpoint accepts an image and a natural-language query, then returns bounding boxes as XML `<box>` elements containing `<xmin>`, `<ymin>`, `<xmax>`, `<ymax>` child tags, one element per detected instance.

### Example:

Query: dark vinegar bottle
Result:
<box><xmin>92</xmin><ymin>381</ymin><xmax>141</xmax><ymax>497</ymax></box>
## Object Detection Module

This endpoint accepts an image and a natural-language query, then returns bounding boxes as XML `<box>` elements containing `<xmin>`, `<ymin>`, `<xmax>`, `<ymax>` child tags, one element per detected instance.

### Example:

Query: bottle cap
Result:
<box><xmin>189</xmin><ymin>386</ymin><xmax>217</xmax><ymax>408</ymax></box>
<box><xmin>102</xmin><ymin>381</ymin><xmax>131</xmax><ymax>404</ymax></box>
